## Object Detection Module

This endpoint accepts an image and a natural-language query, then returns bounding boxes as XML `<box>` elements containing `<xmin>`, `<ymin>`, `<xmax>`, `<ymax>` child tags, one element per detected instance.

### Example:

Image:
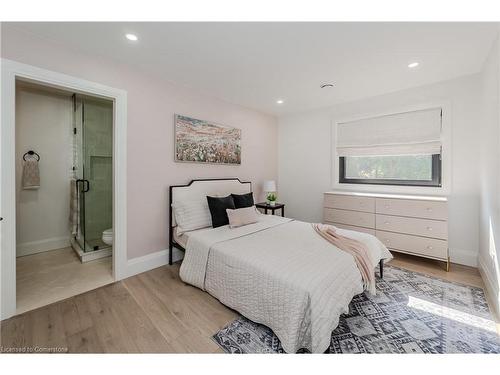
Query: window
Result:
<box><xmin>336</xmin><ymin>107</ymin><xmax>443</xmax><ymax>187</ymax></box>
<box><xmin>339</xmin><ymin>154</ymin><xmax>441</xmax><ymax>186</ymax></box>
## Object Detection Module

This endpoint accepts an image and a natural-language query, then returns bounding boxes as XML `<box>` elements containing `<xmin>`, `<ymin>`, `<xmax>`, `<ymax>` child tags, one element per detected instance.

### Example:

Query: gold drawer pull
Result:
<box><xmin>384</xmin><ymin>221</ymin><xmax>390</xmax><ymax>225</ymax></box>
<box><xmin>427</xmin><ymin>226</ymin><xmax>433</xmax><ymax>231</ymax></box>
<box><xmin>426</xmin><ymin>207</ymin><xmax>433</xmax><ymax>212</ymax></box>
<box><xmin>426</xmin><ymin>245</ymin><xmax>433</xmax><ymax>250</ymax></box>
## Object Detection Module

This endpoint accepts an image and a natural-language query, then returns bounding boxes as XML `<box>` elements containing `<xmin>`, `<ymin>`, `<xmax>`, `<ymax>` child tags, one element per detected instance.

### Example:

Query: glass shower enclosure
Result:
<box><xmin>72</xmin><ymin>94</ymin><xmax>113</xmax><ymax>257</ymax></box>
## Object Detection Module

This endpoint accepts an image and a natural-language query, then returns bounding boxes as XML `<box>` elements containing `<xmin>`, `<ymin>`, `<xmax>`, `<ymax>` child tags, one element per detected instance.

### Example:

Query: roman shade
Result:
<box><xmin>336</xmin><ymin>108</ymin><xmax>442</xmax><ymax>157</ymax></box>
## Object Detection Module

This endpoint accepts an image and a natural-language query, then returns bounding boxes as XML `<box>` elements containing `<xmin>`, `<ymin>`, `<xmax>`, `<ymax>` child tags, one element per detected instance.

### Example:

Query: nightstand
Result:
<box><xmin>256</xmin><ymin>202</ymin><xmax>285</xmax><ymax>217</ymax></box>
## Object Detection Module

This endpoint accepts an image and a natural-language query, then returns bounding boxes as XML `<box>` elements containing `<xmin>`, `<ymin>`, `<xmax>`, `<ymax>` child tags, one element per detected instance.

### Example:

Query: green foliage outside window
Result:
<box><xmin>344</xmin><ymin>155</ymin><xmax>433</xmax><ymax>181</ymax></box>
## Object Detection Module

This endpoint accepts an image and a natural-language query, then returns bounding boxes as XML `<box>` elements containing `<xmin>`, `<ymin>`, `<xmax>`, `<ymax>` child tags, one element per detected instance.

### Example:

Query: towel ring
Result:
<box><xmin>23</xmin><ymin>150</ymin><xmax>40</xmax><ymax>161</ymax></box>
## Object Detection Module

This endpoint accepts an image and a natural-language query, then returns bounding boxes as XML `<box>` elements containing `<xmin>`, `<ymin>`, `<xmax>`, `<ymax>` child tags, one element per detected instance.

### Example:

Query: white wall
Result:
<box><xmin>478</xmin><ymin>34</ymin><xmax>500</xmax><ymax>314</ymax></box>
<box><xmin>15</xmin><ymin>85</ymin><xmax>73</xmax><ymax>256</ymax></box>
<box><xmin>278</xmin><ymin>74</ymin><xmax>482</xmax><ymax>267</ymax></box>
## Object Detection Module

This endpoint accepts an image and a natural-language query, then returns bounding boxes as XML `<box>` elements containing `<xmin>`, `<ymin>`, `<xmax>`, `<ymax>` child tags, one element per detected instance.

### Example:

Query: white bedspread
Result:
<box><xmin>179</xmin><ymin>214</ymin><xmax>392</xmax><ymax>353</ymax></box>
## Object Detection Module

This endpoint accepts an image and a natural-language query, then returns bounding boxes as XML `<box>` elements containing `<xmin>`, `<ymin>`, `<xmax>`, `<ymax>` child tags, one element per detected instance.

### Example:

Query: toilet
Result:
<box><xmin>102</xmin><ymin>228</ymin><xmax>113</xmax><ymax>246</ymax></box>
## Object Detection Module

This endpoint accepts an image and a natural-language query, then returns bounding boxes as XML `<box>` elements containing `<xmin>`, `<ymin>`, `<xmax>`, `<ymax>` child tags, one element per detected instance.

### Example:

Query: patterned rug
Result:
<box><xmin>212</xmin><ymin>265</ymin><xmax>500</xmax><ymax>353</ymax></box>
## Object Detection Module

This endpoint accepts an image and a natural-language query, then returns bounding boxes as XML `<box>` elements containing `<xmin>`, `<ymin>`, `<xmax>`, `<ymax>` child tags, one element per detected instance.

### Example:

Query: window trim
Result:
<box><xmin>338</xmin><ymin>154</ymin><xmax>442</xmax><ymax>187</ymax></box>
<box><xmin>331</xmin><ymin>102</ymin><xmax>451</xmax><ymax>195</ymax></box>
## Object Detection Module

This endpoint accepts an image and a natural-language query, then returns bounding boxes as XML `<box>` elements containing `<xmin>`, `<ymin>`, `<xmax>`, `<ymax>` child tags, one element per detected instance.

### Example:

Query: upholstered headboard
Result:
<box><xmin>169</xmin><ymin>178</ymin><xmax>252</xmax><ymax>227</ymax></box>
<box><xmin>168</xmin><ymin>178</ymin><xmax>252</xmax><ymax>264</ymax></box>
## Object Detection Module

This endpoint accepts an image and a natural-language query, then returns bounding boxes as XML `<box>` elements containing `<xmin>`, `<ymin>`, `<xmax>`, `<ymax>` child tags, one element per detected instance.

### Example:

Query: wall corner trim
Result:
<box><xmin>478</xmin><ymin>255</ymin><xmax>500</xmax><ymax>319</ymax></box>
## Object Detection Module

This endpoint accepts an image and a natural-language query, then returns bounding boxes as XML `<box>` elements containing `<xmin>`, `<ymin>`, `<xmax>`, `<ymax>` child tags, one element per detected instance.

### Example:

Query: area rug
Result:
<box><xmin>212</xmin><ymin>265</ymin><xmax>500</xmax><ymax>353</ymax></box>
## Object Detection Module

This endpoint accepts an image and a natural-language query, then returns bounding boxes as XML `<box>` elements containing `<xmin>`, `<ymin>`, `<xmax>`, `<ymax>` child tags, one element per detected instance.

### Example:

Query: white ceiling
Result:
<box><xmin>5</xmin><ymin>22</ymin><xmax>498</xmax><ymax>115</ymax></box>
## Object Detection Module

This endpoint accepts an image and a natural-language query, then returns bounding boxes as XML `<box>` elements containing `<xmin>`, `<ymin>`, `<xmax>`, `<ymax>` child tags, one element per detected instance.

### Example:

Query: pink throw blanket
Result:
<box><xmin>312</xmin><ymin>223</ymin><xmax>376</xmax><ymax>295</ymax></box>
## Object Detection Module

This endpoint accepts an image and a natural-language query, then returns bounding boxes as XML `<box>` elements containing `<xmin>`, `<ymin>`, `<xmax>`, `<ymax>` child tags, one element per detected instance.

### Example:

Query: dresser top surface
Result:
<box><xmin>324</xmin><ymin>190</ymin><xmax>448</xmax><ymax>202</ymax></box>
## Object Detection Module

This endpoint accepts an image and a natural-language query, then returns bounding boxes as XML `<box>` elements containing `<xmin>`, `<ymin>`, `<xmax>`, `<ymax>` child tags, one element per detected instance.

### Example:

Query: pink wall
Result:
<box><xmin>1</xmin><ymin>27</ymin><xmax>278</xmax><ymax>260</ymax></box>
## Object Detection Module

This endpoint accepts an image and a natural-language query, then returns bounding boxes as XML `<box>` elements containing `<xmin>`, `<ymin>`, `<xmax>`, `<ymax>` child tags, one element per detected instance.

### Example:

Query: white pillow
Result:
<box><xmin>226</xmin><ymin>206</ymin><xmax>259</xmax><ymax>228</ymax></box>
<box><xmin>172</xmin><ymin>200</ymin><xmax>212</xmax><ymax>234</ymax></box>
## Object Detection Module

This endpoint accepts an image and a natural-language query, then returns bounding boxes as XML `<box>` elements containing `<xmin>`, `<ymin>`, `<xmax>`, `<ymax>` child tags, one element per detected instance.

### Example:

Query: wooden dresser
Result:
<box><xmin>323</xmin><ymin>191</ymin><xmax>449</xmax><ymax>270</ymax></box>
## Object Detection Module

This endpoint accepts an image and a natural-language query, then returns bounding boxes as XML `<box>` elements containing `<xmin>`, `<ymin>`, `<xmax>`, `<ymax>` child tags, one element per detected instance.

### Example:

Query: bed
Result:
<box><xmin>169</xmin><ymin>178</ymin><xmax>392</xmax><ymax>353</ymax></box>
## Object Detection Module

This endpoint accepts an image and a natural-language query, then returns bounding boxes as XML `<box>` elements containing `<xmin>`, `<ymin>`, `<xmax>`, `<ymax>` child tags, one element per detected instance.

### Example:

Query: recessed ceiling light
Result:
<box><xmin>320</xmin><ymin>83</ymin><xmax>334</xmax><ymax>89</ymax></box>
<box><xmin>276</xmin><ymin>99</ymin><xmax>284</xmax><ymax>104</ymax></box>
<box><xmin>408</xmin><ymin>62</ymin><xmax>419</xmax><ymax>68</ymax></box>
<box><xmin>125</xmin><ymin>33</ymin><xmax>138</xmax><ymax>41</ymax></box>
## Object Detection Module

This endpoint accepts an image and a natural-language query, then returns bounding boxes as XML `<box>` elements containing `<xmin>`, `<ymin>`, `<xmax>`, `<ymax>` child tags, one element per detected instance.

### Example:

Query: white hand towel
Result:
<box><xmin>22</xmin><ymin>158</ymin><xmax>40</xmax><ymax>190</ymax></box>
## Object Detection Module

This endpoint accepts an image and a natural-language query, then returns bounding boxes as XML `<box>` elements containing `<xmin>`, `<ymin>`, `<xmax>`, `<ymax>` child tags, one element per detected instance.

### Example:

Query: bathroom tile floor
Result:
<box><xmin>16</xmin><ymin>247</ymin><xmax>113</xmax><ymax>314</ymax></box>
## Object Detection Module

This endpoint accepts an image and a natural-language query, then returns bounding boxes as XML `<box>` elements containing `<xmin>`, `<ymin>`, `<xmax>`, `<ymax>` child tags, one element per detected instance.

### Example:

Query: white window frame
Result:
<box><xmin>331</xmin><ymin>101</ymin><xmax>451</xmax><ymax>195</ymax></box>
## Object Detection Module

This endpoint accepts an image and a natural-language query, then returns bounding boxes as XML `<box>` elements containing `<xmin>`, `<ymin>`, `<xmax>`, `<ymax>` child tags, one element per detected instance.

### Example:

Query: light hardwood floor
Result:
<box><xmin>1</xmin><ymin>253</ymin><xmax>497</xmax><ymax>353</ymax></box>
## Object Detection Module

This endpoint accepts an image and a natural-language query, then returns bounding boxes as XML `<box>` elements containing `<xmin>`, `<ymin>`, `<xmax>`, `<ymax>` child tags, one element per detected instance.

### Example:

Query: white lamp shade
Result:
<box><xmin>263</xmin><ymin>180</ymin><xmax>276</xmax><ymax>192</ymax></box>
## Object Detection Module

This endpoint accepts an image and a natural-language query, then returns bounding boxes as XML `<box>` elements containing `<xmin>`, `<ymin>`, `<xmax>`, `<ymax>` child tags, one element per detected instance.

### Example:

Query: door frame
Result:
<box><xmin>1</xmin><ymin>59</ymin><xmax>128</xmax><ymax>320</ymax></box>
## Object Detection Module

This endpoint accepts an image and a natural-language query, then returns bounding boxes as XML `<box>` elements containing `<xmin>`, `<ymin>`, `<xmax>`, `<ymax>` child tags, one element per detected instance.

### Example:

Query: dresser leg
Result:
<box><xmin>446</xmin><ymin>257</ymin><xmax>450</xmax><ymax>272</ymax></box>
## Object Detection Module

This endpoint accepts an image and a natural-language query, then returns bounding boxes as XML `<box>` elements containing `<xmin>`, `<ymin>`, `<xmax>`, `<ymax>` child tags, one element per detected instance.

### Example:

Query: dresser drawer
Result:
<box><xmin>376</xmin><ymin>230</ymin><xmax>448</xmax><ymax>260</ymax></box>
<box><xmin>324</xmin><ymin>208</ymin><xmax>375</xmax><ymax>228</ymax></box>
<box><xmin>324</xmin><ymin>194</ymin><xmax>375</xmax><ymax>212</ymax></box>
<box><xmin>376</xmin><ymin>214</ymin><xmax>448</xmax><ymax>240</ymax></box>
<box><xmin>376</xmin><ymin>198</ymin><xmax>447</xmax><ymax>220</ymax></box>
<box><xmin>325</xmin><ymin>222</ymin><xmax>376</xmax><ymax>236</ymax></box>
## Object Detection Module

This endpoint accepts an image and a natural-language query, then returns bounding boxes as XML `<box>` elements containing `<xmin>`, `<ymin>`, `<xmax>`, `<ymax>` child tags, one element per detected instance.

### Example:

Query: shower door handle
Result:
<box><xmin>76</xmin><ymin>179</ymin><xmax>90</xmax><ymax>193</ymax></box>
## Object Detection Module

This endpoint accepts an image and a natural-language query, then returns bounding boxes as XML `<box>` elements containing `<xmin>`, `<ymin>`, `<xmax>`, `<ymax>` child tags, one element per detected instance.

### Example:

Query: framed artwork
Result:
<box><xmin>174</xmin><ymin>114</ymin><xmax>241</xmax><ymax>165</ymax></box>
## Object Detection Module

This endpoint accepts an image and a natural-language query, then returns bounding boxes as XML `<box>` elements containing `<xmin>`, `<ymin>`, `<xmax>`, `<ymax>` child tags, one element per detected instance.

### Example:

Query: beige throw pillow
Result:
<box><xmin>226</xmin><ymin>206</ymin><xmax>259</xmax><ymax>228</ymax></box>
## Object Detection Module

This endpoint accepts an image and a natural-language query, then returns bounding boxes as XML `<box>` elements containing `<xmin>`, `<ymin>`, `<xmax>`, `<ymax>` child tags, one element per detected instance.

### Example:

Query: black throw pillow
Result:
<box><xmin>231</xmin><ymin>192</ymin><xmax>255</xmax><ymax>209</ymax></box>
<box><xmin>207</xmin><ymin>195</ymin><xmax>236</xmax><ymax>228</ymax></box>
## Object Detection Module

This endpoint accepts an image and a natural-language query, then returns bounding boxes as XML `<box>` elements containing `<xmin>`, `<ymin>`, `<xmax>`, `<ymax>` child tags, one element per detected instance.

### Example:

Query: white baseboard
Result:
<box><xmin>125</xmin><ymin>247</ymin><xmax>184</xmax><ymax>279</ymax></box>
<box><xmin>478</xmin><ymin>255</ymin><xmax>500</xmax><ymax>318</ymax></box>
<box><xmin>17</xmin><ymin>236</ymin><xmax>71</xmax><ymax>257</ymax></box>
<box><xmin>450</xmin><ymin>248</ymin><xmax>478</xmax><ymax>267</ymax></box>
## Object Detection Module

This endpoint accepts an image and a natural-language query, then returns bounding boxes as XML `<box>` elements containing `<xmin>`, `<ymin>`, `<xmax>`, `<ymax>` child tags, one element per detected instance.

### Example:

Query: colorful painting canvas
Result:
<box><xmin>175</xmin><ymin>114</ymin><xmax>241</xmax><ymax>164</ymax></box>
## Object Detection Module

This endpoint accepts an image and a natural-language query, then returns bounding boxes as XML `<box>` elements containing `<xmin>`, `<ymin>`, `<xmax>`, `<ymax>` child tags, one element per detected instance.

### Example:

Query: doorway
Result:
<box><xmin>15</xmin><ymin>82</ymin><xmax>114</xmax><ymax>314</ymax></box>
<box><xmin>1</xmin><ymin>59</ymin><xmax>128</xmax><ymax>320</ymax></box>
